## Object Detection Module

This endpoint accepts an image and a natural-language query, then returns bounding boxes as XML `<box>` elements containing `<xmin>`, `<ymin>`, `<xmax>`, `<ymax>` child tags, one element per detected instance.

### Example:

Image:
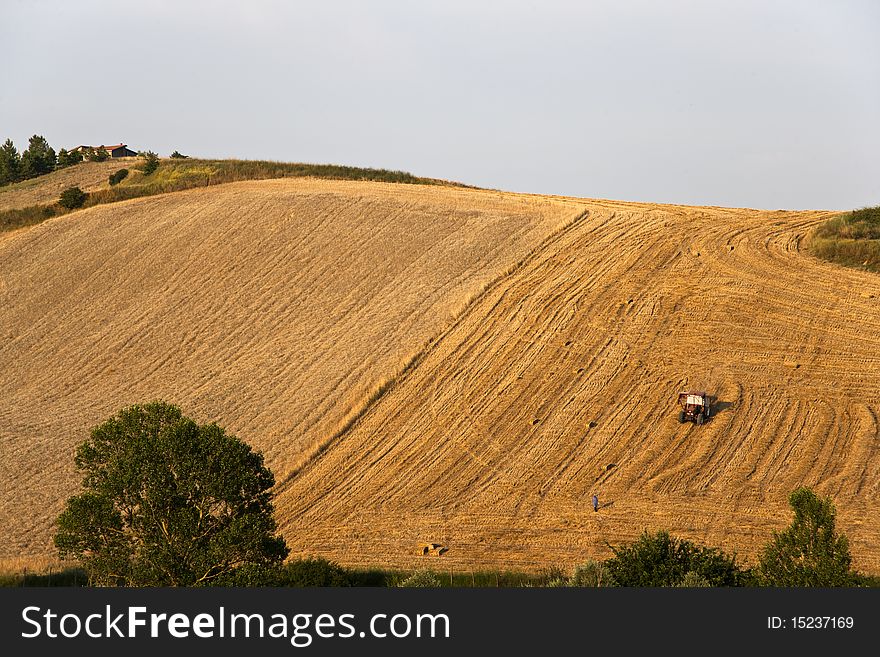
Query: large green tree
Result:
<box><xmin>758</xmin><ymin>487</ymin><xmax>853</xmax><ymax>586</ymax></box>
<box><xmin>0</xmin><ymin>139</ymin><xmax>20</xmax><ymax>185</ymax></box>
<box><xmin>19</xmin><ymin>134</ymin><xmax>56</xmax><ymax>179</ymax></box>
<box><xmin>55</xmin><ymin>401</ymin><xmax>288</xmax><ymax>586</ymax></box>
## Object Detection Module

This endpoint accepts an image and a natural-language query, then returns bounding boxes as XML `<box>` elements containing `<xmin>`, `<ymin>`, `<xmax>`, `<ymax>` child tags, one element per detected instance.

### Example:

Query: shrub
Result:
<box><xmin>758</xmin><ymin>487</ymin><xmax>854</xmax><ymax>586</ymax></box>
<box><xmin>170</xmin><ymin>150</ymin><xmax>188</xmax><ymax>159</ymax></box>
<box><xmin>141</xmin><ymin>151</ymin><xmax>159</xmax><ymax>174</ymax></box>
<box><xmin>108</xmin><ymin>169</ymin><xmax>129</xmax><ymax>186</ymax></box>
<box><xmin>569</xmin><ymin>559</ymin><xmax>617</xmax><ymax>587</ymax></box>
<box><xmin>278</xmin><ymin>557</ymin><xmax>353</xmax><ymax>587</ymax></box>
<box><xmin>545</xmin><ymin>577</ymin><xmax>568</xmax><ymax>587</ymax></box>
<box><xmin>677</xmin><ymin>571</ymin><xmax>711</xmax><ymax>587</ymax></box>
<box><xmin>398</xmin><ymin>570</ymin><xmax>442</xmax><ymax>587</ymax></box>
<box><xmin>58</xmin><ymin>186</ymin><xmax>87</xmax><ymax>210</ymax></box>
<box><xmin>606</xmin><ymin>530</ymin><xmax>746</xmax><ymax>587</ymax></box>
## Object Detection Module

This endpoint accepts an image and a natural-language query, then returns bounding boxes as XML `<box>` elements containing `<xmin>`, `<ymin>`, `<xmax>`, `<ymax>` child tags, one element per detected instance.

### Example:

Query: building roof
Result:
<box><xmin>71</xmin><ymin>143</ymin><xmax>129</xmax><ymax>151</ymax></box>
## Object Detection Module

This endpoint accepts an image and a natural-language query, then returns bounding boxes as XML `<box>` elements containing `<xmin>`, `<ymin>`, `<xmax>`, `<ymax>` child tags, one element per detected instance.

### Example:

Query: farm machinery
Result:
<box><xmin>677</xmin><ymin>390</ymin><xmax>711</xmax><ymax>425</ymax></box>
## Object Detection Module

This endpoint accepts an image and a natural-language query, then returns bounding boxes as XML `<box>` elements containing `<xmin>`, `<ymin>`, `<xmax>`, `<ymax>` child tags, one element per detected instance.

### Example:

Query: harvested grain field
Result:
<box><xmin>0</xmin><ymin>160</ymin><xmax>136</xmax><ymax>211</ymax></box>
<box><xmin>0</xmin><ymin>178</ymin><xmax>583</xmax><ymax>557</ymax></box>
<box><xmin>2</xmin><ymin>178</ymin><xmax>878</xmax><ymax>572</ymax></box>
<box><xmin>275</xmin><ymin>199</ymin><xmax>880</xmax><ymax>573</ymax></box>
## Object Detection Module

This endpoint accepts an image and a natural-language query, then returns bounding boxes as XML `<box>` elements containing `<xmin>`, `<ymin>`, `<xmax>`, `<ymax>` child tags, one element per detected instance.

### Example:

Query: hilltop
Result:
<box><xmin>0</xmin><ymin>157</ymin><xmax>470</xmax><ymax>231</ymax></box>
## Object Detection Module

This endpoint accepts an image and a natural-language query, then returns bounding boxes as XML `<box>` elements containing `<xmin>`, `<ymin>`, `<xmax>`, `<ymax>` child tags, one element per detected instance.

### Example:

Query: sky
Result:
<box><xmin>2</xmin><ymin>0</ymin><xmax>878</xmax><ymax>209</ymax></box>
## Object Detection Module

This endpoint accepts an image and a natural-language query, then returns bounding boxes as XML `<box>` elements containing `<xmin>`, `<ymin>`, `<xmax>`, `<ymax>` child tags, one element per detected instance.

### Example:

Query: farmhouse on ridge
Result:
<box><xmin>70</xmin><ymin>143</ymin><xmax>137</xmax><ymax>158</ymax></box>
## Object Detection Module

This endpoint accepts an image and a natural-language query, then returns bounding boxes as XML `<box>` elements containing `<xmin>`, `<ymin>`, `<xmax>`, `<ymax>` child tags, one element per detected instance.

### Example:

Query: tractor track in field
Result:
<box><xmin>275</xmin><ymin>200</ymin><xmax>880</xmax><ymax>572</ymax></box>
<box><xmin>0</xmin><ymin>178</ymin><xmax>584</xmax><ymax>559</ymax></box>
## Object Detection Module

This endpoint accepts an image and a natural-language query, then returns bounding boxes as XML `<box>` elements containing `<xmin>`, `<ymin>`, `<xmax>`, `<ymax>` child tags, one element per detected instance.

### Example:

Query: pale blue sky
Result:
<box><xmin>2</xmin><ymin>0</ymin><xmax>878</xmax><ymax>209</ymax></box>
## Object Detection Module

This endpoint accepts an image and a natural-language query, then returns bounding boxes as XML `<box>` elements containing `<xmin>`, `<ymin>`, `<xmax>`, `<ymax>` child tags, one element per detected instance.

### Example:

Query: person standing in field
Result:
<box><xmin>592</xmin><ymin>493</ymin><xmax>599</xmax><ymax>512</ymax></box>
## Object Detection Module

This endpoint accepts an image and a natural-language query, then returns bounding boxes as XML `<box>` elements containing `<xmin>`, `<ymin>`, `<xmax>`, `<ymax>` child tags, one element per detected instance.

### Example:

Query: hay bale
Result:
<box><xmin>418</xmin><ymin>542</ymin><xmax>447</xmax><ymax>556</ymax></box>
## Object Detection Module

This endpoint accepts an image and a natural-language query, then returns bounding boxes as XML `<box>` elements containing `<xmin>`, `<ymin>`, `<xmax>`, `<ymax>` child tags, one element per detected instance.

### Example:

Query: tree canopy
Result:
<box><xmin>19</xmin><ymin>134</ymin><xmax>56</xmax><ymax>179</ymax></box>
<box><xmin>54</xmin><ymin>401</ymin><xmax>288</xmax><ymax>586</ymax></box>
<box><xmin>0</xmin><ymin>139</ymin><xmax>20</xmax><ymax>185</ymax></box>
<box><xmin>605</xmin><ymin>530</ymin><xmax>748</xmax><ymax>586</ymax></box>
<box><xmin>758</xmin><ymin>487</ymin><xmax>853</xmax><ymax>586</ymax></box>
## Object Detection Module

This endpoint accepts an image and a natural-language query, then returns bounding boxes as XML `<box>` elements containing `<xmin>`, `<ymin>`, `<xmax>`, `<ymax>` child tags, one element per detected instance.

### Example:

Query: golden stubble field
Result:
<box><xmin>0</xmin><ymin>177</ymin><xmax>584</xmax><ymax>559</ymax></box>
<box><xmin>275</xmin><ymin>198</ymin><xmax>880</xmax><ymax>573</ymax></box>
<box><xmin>2</xmin><ymin>176</ymin><xmax>878</xmax><ymax>573</ymax></box>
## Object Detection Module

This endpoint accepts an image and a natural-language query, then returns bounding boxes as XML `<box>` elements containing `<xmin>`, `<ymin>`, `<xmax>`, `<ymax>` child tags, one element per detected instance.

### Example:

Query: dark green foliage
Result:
<box><xmin>84</xmin><ymin>147</ymin><xmax>109</xmax><ymax>162</ymax></box>
<box><xmin>279</xmin><ymin>558</ymin><xmax>355</xmax><ymax>586</ymax></box>
<box><xmin>170</xmin><ymin>150</ymin><xmax>188</xmax><ymax>158</ymax></box>
<box><xmin>141</xmin><ymin>150</ymin><xmax>160</xmax><ymax>174</ymax></box>
<box><xmin>54</xmin><ymin>401</ymin><xmax>288</xmax><ymax>586</ymax></box>
<box><xmin>758</xmin><ymin>487</ymin><xmax>854</xmax><ymax>587</ymax></box>
<box><xmin>851</xmin><ymin>572</ymin><xmax>880</xmax><ymax>587</ymax></box>
<box><xmin>109</xmin><ymin>168</ymin><xmax>129</xmax><ymax>186</ymax></box>
<box><xmin>58</xmin><ymin>186</ymin><xmax>87</xmax><ymax>209</ymax></box>
<box><xmin>605</xmin><ymin>530</ymin><xmax>747</xmax><ymax>587</ymax></box>
<box><xmin>56</xmin><ymin>148</ymin><xmax>83</xmax><ymax>168</ymax></box>
<box><xmin>19</xmin><ymin>135</ymin><xmax>56</xmax><ymax>179</ymax></box>
<box><xmin>0</xmin><ymin>139</ymin><xmax>21</xmax><ymax>185</ymax></box>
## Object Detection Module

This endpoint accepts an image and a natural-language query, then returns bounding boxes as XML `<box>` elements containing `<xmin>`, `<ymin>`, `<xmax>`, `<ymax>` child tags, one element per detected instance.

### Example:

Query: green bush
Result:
<box><xmin>605</xmin><ymin>530</ymin><xmax>747</xmax><ymax>587</ymax></box>
<box><xmin>278</xmin><ymin>557</ymin><xmax>354</xmax><ymax>587</ymax></box>
<box><xmin>58</xmin><ymin>186</ymin><xmax>87</xmax><ymax>210</ymax></box>
<box><xmin>677</xmin><ymin>571</ymin><xmax>711</xmax><ymax>587</ymax></box>
<box><xmin>141</xmin><ymin>151</ymin><xmax>159</xmax><ymax>175</ymax></box>
<box><xmin>568</xmin><ymin>559</ymin><xmax>617</xmax><ymax>587</ymax></box>
<box><xmin>170</xmin><ymin>150</ymin><xmax>188</xmax><ymax>159</ymax></box>
<box><xmin>108</xmin><ymin>169</ymin><xmax>129</xmax><ymax>186</ymax></box>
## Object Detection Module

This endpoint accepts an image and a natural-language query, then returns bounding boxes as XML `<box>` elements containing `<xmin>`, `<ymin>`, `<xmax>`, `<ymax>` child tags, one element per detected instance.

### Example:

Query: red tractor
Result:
<box><xmin>677</xmin><ymin>391</ymin><xmax>711</xmax><ymax>425</ymax></box>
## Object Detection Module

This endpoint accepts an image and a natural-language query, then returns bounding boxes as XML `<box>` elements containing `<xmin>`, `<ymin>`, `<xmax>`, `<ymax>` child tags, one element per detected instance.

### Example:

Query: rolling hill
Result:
<box><xmin>0</xmin><ymin>178</ymin><xmax>583</xmax><ymax>559</ymax></box>
<box><xmin>1</xmin><ymin>176</ymin><xmax>878</xmax><ymax>573</ymax></box>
